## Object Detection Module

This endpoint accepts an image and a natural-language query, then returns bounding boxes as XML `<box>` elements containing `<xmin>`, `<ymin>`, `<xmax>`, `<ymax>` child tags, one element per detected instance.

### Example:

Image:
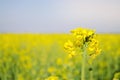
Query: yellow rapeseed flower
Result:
<box><xmin>68</xmin><ymin>51</ymin><xmax>76</xmax><ymax>58</ymax></box>
<box><xmin>64</xmin><ymin>40</ymin><xmax>76</xmax><ymax>58</ymax></box>
<box><xmin>64</xmin><ymin>40</ymin><xmax>74</xmax><ymax>51</ymax></box>
<box><xmin>64</xmin><ymin>27</ymin><xmax>101</xmax><ymax>62</ymax></box>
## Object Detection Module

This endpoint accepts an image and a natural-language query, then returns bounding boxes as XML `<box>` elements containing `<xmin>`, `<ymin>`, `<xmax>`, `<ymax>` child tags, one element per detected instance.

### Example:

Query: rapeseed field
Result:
<box><xmin>0</xmin><ymin>32</ymin><xmax>120</xmax><ymax>80</ymax></box>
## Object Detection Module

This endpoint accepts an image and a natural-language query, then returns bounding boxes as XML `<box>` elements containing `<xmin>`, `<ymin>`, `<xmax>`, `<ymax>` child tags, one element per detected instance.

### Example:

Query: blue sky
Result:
<box><xmin>0</xmin><ymin>0</ymin><xmax>120</xmax><ymax>33</ymax></box>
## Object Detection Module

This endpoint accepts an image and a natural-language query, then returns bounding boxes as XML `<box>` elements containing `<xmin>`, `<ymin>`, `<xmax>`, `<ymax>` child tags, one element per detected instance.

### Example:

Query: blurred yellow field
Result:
<box><xmin>0</xmin><ymin>34</ymin><xmax>120</xmax><ymax>80</ymax></box>
<box><xmin>1</xmin><ymin>0</ymin><xmax>120</xmax><ymax>80</ymax></box>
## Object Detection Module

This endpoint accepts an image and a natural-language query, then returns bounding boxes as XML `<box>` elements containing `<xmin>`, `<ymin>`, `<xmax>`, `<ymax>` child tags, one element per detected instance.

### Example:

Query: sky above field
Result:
<box><xmin>0</xmin><ymin>0</ymin><xmax>120</xmax><ymax>33</ymax></box>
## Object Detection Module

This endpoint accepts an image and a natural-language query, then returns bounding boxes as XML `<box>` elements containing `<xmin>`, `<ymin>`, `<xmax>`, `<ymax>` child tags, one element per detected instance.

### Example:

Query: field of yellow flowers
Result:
<box><xmin>0</xmin><ymin>33</ymin><xmax>120</xmax><ymax>80</ymax></box>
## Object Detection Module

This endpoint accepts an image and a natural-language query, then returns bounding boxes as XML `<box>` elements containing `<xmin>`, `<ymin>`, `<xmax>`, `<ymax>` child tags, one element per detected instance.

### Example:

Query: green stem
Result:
<box><xmin>90</xmin><ymin>70</ymin><xmax>93</xmax><ymax>80</ymax></box>
<box><xmin>89</xmin><ymin>65</ymin><xmax>93</xmax><ymax>80</ymax></box>
<box><xmin>81</xmin><ymin>50</ymin><xmax>86</xmax><ymax>80</ymax></box>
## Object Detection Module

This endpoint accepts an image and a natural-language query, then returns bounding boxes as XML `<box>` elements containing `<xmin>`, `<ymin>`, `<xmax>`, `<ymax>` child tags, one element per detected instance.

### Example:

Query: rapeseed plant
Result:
<box><xmin>64</xmin><ymin>27</ymin><xmax>101</xmax><ymax>80</ymax></box>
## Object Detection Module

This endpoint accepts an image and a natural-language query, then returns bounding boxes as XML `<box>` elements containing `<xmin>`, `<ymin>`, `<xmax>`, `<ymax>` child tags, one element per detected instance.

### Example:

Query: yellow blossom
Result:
<box><xmin>64</xmin><ymin>27</ymin><xmax>101</xmax><ymax>63</ymax></box>
<box><xmin>64</xmin><ymin>40</ymin><xmax>74</xmax><ymax>51</ymax></box>
<box><xmin>68</xmin><ymin>51</ymin><xmax>76</xmax><ymax>58</ymax></box>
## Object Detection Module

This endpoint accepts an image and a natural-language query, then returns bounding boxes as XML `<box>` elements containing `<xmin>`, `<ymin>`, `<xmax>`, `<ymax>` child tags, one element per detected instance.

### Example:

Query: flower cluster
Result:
<box><xmin>64</xmin><ymin>27</ymin><xmax>101</xmax><ymax>61</ymax></box>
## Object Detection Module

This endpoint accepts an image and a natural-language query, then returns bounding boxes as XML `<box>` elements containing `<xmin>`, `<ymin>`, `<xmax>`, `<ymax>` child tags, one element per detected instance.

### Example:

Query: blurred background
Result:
<box><xmin>0</xmin><ymin>0</ymin><xmax>120</xmax><ymax>33</ymax></box>
<box><xmin>0</xmin><ymin>0</ymin><xmax>120</xmax><ymax>80</ymax></box>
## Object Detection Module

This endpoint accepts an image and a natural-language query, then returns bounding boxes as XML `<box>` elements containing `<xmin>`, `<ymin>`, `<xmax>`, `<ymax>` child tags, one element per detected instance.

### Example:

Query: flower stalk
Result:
<box><xmin>81</xmin><ymin>49</ymin><xmax>86</xmax><ymax>80</ymax></box>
